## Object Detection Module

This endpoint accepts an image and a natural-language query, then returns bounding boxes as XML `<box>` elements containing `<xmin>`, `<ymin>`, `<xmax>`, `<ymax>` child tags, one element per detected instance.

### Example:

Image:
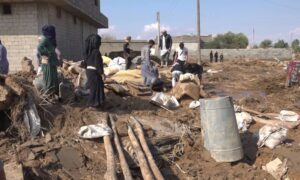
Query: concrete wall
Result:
<box><xmin>0</xmin><ymin>3</ymin><xmax>39</xmax><ymax>71</ymax></box>
<box><xmin>0</xmin><ymin>2</ymin><xmax>99</xmax><ymax>72</ymax></box>
<box><xmin>100</xmin><ymin>40</ymin><xmax>148</xmax><ymax>56</ymax></box>
<box><xmin>172</xmin><ymin>42</ymin><xmax>292</xmax><ymax>61</ymax></box>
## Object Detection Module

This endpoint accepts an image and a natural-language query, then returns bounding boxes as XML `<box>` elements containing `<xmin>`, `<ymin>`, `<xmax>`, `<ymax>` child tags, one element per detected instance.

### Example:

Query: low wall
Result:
<box><xmin>100</xmin><ymin>40</ymin><xmax>148</xmax><ymax>56</ymax></box>
<box><xmin>101</xmin><ymin>41</ymin><xmax>292</xmax><ymax>61</ymax></box>
<box><xmin>172</xmin><ymin>42</ymin><xmax>292</xmax><ymax>61</ymax></box>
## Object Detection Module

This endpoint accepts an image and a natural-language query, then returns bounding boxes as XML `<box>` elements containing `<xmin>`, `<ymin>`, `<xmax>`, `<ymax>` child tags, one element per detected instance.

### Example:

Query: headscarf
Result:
<box><xmin>84</xmin><ymin>34</ymin><xmax>101</xmax><ymax>59</ymax></box>
<box><xmin>42</xmin><ymin>25</ymin><xmax>57</xmax><ymax>47</ymax></box>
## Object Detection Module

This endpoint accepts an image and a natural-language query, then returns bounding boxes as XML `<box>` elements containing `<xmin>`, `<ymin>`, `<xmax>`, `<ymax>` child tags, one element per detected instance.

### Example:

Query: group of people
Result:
<box><xmin>0</xmin><ymin>26</ymin><xmax>200</xmax><ymax>109</ymax></box>
<box><xmin>210</xmin><ymin>51</ymin><xmax>224</xmax><ymax>63</ymax></box>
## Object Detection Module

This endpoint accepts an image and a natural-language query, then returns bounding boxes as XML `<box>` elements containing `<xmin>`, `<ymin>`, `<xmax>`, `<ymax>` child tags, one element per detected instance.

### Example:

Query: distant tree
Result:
<box><xmin>259</xmin><ymin>39</ymin><xmax>273</xmax><ymax>48</ymax></box>
<box><xmin>291</xmin><ymin>39</ymin><xmax>300</xmax><ymax>52</ymax></box>
<box><xmin>274</xmin><ymin>40</ymin><xmax>289</xmax><ymax>48</ymax></box>
<box><xmin>204</xmin><ymin>32</ymin><xmax>249</xmax><ymax>49</ymax></box>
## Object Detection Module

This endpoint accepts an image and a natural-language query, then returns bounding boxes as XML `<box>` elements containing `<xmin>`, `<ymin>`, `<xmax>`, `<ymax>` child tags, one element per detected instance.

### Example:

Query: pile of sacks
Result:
<box><xmin>172</xmin><ymin>73</ymin><xmax>207</xmax><ymax>100</ymax></box>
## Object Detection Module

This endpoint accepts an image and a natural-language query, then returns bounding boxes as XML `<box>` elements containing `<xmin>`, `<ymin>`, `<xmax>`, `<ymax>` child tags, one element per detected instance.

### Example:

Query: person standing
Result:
<box><xmin>0</xmin><ymin>40</ymin><xmax>9</xmax><ymax>75</ymax></box>
<box><xmin>123</xmin><ymin>36</ymin><xmax>132</xmax><ymax>70</ymax></box>
<box><xmin>141</xmin><ymin>40</ymin><xmax>159</xmax><ymax>88</ymax></box>
<box><xmin>220</xmin><ymin>53</ymin><xmax>224</xmax><ymax>62</ymax></box>
<box><xmin>38</xmin><ymin>25</ymin><xmax>59</xmax><ymax>95</ymax></box>
<box><xmin>83</xmin><ymin>34</ymin><xmax>105</xmax><ymax>108</ymax></box>
<box><xmin>174</xmin><ymin>42</ymin><xmax>188</xmax><ymax>66</ymax></box>
<box><xmin>214</xmin><ymin>51</ymin><xmax>219</xmax><ymax>62</ymax></box>
<box><xmin>159</xmin><ymin>30</ymin><xmax>172</xmax><ymax>68</ymax></box>
<box><xmin>210</xmin><ymin>50</ymin><xmax>214</xmax><ymax>63</ymax></box>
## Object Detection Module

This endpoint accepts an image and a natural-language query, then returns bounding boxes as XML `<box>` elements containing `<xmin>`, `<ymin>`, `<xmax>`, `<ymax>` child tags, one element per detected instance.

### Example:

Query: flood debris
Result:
<box><xmin>263</xmin><ymin>158</ymin><xmax>288</xmax><ymax>180</ymax></box>
<box><xmin>257</xmin><ymin>125</ymin><xmax>288</xmax><ymax>149</ymax></box>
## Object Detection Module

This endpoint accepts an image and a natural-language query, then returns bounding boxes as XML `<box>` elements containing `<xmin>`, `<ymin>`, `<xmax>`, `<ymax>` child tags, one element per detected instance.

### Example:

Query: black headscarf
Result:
<box><xmin>42</xmin><ymin>25</ymin><xmax>57</xmax><ymax>47</ymax></box>
<box><xmin>85</xmin><ymin>34</ymin><xmax>101</xmax><ymax>59</ymax></box>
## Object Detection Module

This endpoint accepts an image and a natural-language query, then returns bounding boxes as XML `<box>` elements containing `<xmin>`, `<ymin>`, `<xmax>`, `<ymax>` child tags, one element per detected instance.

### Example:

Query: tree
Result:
<box><xmin>259</xmin><ymin>39</ymin><xmax>273</xmax><ymax>48</ymax></box>
<box><xmin>291</xmin><ymin>39</ymin><xmax>300</xmax><ymax>52</ymax></box>
<box><xmin>204</xmin><ymin>32</ymin><xmax>249</xmax><ymax>49</ymax></box>
<box><xmin>274</xmin><ymin>40</ymin><xmax>289</xmax><ymax>48</ymax></box>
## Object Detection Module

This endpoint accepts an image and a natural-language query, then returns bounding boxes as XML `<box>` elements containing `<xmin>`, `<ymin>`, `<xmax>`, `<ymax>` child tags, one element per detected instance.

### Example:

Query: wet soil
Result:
<box><xmin>0</xmin><ymin>60</ymin><xmax>299</xmax><ymax>179</ymax></box>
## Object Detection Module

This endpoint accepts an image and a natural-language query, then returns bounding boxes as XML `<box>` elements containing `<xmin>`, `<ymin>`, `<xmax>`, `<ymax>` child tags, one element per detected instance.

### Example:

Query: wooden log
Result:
<box><xmin>103</xmin><ymin>116</ymin><xmax>117</xmax><ymax>180</ymax></box>
<box><xmin>127</xmin><ymin>125</ymin><xmax>154</xmax><ymax>180</ymax></box>
<box><xmin>109</xmin><ymin>114</ymin><xmax>133</xmax><ymax>180</ymax></box>
<box><xmin>130</xmin><ymin>117</ymin><xmax>165</xmax><ymax>180</ymax></box>
<box><xmin>253</xmin><ymin>117</ymin><xmax>300</xmax><ymax>129</ymax></box>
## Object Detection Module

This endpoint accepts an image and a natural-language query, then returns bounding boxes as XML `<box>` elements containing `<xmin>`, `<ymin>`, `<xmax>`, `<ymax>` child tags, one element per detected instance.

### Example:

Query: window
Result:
<box><xmin>2</xmin><ymin>3</ymin><xmax>12</xmax><ymax>15</ymax></box>
<box><xmin>94</xmin><ymin>0</ymin><xmax>99</xmax><ymax>7</ymax></box>
<box><xmin>56</xmin><ymin>7</ymin><xmax>61</xmax><ymax>19</ymax></box>
<box><xmin>73</xmin><ymin>15</ymin><xmax>77</xmax><ymax>24</ymax></box>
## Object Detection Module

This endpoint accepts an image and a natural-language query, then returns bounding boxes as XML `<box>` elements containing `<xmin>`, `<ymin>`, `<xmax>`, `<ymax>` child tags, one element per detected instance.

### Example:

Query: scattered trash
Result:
<box><xmin>257</xmin><ymin>125</ymin><xmax>288</xmax><ymax>149</ymax></box>
<box><xmin>78</xmin><ymin>123</ymin><xmax>112</xmax><ymax>139</ymax></box>
<box><xmin>207</xmin><ymin>69</ymin><xmax>222</xmax><ymax>74</ymax></box>
<box><xmin>235</xmin><ymin>112</ymin><xmax>253</xmax><ymax>132</ymax></box>
<box><xmin>151</xmin><ymin>92</ymin><xmax>180</xmax><ymax>110</ymax></box>
<box><xmin>108</xmin><ymin>57</ymin><xmax>126</xmax><ymax>70</ymax></box>
<box><xmin>263</xmin><ymin>158</ymin><xmax>288</xmax><ymax>180</ymax></box>
<box><xmin>189</xmin><ymin>100</ymin><xmax>201</xmax><ymax>109</ymax></box>
<box><xmin>4</xmin><ymin>161</ymin><xmax>24</xmax><ymax>180</ymax></box>
<box><xmin>278</xmin><ymin>110</ymin><xmax>299</xmax><ymax>122</ymax></box>
<box><xmin>23</xmin><ymin>94</ymin><xmax>41</xmax><ymax>137</ymax></box>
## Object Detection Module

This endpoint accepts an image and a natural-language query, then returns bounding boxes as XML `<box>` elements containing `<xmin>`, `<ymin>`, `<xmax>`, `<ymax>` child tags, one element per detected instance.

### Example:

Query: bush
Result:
<box><xmin>291</xmin><ymin>39</ymin><xmax>300</xmax><ymax>52</ymax></box>
<box><xmin>204</xmin><ymin>32</ymin><xmax>249</xmax><ymax>49</ymax></box>
<box><xmin>259</xmin><ymin>39</ymin><xmax>272</xmax><ymax>48</ymax></box>
<box><xmin>274</xmin><ymin>40</ymin><xmax>289</xmax><ymax>48</ymax></box>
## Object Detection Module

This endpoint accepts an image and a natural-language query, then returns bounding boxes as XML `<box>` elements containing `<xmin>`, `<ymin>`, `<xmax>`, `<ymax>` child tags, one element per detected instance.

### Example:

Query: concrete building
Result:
<box><xmin>0</xmin><ymin>0</ymin><xmax>108</xmax><ymax>71</ymax></box>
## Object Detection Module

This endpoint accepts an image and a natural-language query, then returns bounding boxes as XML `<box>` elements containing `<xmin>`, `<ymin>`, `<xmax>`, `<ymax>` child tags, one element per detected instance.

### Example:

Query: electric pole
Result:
<box><xmin>253</xmin><ymin>28</ymin><xmax>255</xmax><ymax>48</ymax></box>
<box><xmin>197</xmin><ymin>0</ymin><xmax>201</xmax><ymax>64</ymax></box>
<box><xmin>157</xmin><ymin>12</ymin><xmax>161</xmax><ymax>56</ymax></box>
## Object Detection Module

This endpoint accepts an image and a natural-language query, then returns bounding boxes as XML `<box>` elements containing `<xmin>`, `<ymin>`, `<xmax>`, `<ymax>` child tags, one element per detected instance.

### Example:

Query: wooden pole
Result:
<box><xmin>197</xmin><ymin>0</ymin><xmax>202</xmax><ymax>64</ymax></box>
<box><xmin>103</xmin><ymin>115</ymin><xmax>117</xmax><ymax>180</ymax></box>
<box><xmin>130</xmin><ymin>117</ymin><xmax>164</xmax><ymax>180</ymax></box>
<box><xmin>128</xmin><ymin>125</ymin><xmax>154</xmax><ymax>180</ymax></box>
<box><xmin>109</xmin><ymin>115</ymin><xmax>133</xmax><ymax>180</ymax></box>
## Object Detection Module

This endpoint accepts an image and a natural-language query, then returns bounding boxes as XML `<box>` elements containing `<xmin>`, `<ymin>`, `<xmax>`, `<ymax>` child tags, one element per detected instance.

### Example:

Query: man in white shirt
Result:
<box><xmin>159</xmin><ymin>30</ymin><xmax>172</xmax><ymax>68</ymax></box>
<box><xmin>174</xmin><ymin>42</ymin><xmax>188</xmax><ymax>64</ymax></box>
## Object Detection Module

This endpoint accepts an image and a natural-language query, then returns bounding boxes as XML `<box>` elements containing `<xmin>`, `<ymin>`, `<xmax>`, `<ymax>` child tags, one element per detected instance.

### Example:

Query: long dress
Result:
<box><xmin>86</xmin><ymin>50</ymin><xmax>105</xmax><ymax>107</ymax></box>
<box><xmin>0</xmin><ymin>44</ymin><xmax>9</xmax><ymax>74</ymax></box>
<box><xmin>38</xmin><ymin>37</ymin><xmax>59</xmax><ymax>95</ymax></box>
<box><xmin>141</xmin><ymin>45</ymin><xmax>159</xmax><ymax>86</ymax></box>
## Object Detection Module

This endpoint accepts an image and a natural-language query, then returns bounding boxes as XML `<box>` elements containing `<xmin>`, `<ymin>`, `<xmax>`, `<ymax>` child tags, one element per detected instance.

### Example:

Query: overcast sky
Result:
<box><xmin>99</xmin><ymin>0</ymin><xmax>300</xmax><ymax>44</ymax></box>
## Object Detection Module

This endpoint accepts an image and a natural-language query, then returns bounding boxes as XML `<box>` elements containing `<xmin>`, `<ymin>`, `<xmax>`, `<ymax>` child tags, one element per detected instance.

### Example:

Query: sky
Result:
<box><xmin>99</xmin><ymin>0</ymin><xmax>300</xmax><ymax>44</ymax></box>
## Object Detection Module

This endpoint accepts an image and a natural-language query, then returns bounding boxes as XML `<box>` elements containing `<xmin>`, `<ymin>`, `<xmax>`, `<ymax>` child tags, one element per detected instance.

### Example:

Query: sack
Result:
<box><xmin>257</xmin><ymin>125</ymin><xmax>288</xmax><ymax>149</ymax></box>
<box><xmin>41</xmin><ymin>56</ymin><xmax>49</xmax><ymax>64</ymax></box>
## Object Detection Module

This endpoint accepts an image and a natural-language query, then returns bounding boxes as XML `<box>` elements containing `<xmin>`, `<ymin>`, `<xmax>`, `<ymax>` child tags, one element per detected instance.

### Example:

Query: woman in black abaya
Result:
<box><xmin>84</xmin><ymin>34</ymin><xmax>105</xmax><ymax>108</ymax></box>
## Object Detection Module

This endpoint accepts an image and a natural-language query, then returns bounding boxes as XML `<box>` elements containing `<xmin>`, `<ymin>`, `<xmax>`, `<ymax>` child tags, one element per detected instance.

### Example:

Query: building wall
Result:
<box><xmin>38</xmin><ymin>3</ymin><xmax>97</xmax><ymax>61</ymax></box>
<box><xmin>0</xmin><ymin>3</ymin><xmax>39</xmax><ymax>71</ymax></box>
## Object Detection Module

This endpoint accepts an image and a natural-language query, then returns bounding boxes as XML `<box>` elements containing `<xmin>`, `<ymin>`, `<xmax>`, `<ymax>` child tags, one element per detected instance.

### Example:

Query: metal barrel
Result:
<box><xmin>200</xmin><ymin>96</ymin><xmax>244</xmax><ymax>162</ymax></box>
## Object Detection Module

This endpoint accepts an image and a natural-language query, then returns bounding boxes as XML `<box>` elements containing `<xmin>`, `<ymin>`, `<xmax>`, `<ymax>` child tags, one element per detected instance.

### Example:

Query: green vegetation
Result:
<box><xmin>291</xmin><ymin>39</ymin><xmax>300</xmax><ymax>52</ymax></box>
<box><xmin>273</xmin><ymin>39</ymin><xmax>289</xmax><ymax>48</ymax></box>
<box><xmin>259</xmin><ymin>39</ymin><xmax>272</xmax><ymax>48</ymax></box>
<box><xmin>204</xmin><ymin>32</ymin><xmax>249</xmax><ymax>49</ymax></box>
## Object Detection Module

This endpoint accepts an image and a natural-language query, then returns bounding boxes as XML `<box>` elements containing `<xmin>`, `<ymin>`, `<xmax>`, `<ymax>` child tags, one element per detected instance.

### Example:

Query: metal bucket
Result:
<box><xmin>200</xmin><ymin>96</ymin><xmax>244</xmax><ymax>162</ymax></box>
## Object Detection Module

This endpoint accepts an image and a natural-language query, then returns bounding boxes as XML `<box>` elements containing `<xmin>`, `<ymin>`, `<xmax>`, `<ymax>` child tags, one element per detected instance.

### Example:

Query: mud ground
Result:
<box><xmin>0</xmin><ymin>59</ymin><xmax>299</xmax><ymax>180</ymax></box>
